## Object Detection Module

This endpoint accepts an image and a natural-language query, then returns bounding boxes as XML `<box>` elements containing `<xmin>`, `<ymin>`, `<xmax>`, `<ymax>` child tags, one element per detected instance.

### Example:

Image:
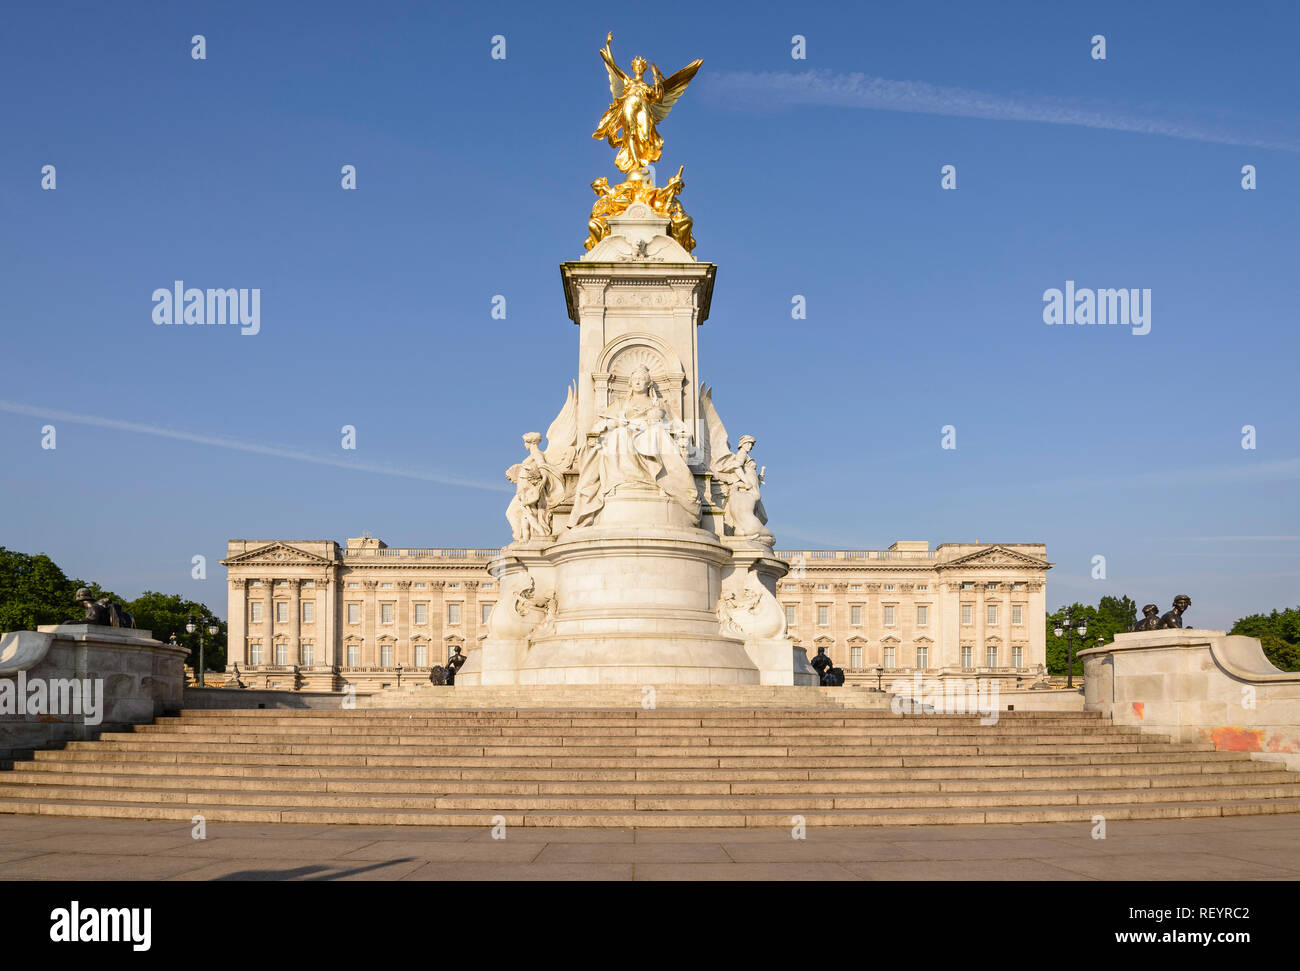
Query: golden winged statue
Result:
<box><xmin>592</xmin><ymin>32</ymin><xmax>701</xmax><ymax>176</ymax></box>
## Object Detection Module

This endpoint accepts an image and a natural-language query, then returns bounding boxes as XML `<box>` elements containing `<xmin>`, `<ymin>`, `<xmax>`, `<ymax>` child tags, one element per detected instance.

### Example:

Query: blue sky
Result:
<box><xmin>1</xmin><ymin>0</ymin><xmax>1297</xmax><ymax>630</ymax></box>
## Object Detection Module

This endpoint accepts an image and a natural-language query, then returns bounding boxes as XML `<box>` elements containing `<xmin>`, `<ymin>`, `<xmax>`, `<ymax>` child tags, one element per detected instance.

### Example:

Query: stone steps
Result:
<box><xmin>1</xmin><ymin>706</ymin><xmax>1297</xmax><ymax>827</ymax></box>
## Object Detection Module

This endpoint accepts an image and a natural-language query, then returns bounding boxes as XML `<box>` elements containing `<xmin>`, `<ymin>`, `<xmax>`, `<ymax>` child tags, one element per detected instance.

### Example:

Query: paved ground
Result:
<box><xmin>1</xmin><ymin>812</ymin><xmax>1298</xmax><ymax>880</ymax></box>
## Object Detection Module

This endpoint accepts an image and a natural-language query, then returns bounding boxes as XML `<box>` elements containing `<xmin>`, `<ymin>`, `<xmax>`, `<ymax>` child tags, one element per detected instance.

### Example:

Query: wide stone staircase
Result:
<box><xmin>1</xmin><ymin>707</ymin><xmax>1299</xmax><ymax>827</ymax></box>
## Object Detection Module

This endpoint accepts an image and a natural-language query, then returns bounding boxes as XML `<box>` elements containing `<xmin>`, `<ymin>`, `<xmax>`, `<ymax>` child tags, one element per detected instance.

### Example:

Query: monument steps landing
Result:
<box><xmin>1</xmin><ymin>707</ymin><xmax>1298</xmax><ymax>827</ymax></box>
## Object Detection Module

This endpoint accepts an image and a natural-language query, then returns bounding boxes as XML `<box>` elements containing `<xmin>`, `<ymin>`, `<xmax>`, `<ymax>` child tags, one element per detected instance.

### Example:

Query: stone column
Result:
<box><xmin>1028</xmin><ymin>580</ymin><xmax>1046</xmax><ymax>671</ymax></box>
<box><xmin>397</xmin><ymin>580</ymin><xmax>411</xmax><ymax>666</ymax></box>
<box><xmin>287</xmin><ymin>578</ymin><xmax>301</xmax><ymax>665</ymax></box>
<box><xmin>322</xmin><ymin>572</ymin><xmax>337</xmax><ymax>667</ymax></box>
<box><xmin>263</xmin><ymin>577</ymin><xmax>277</xmax><ymax>665</ymax></box>
<box><xmin>430</xmin><ymin>581</ymin><xmax>446</xmax><ymax>661</ymax></box>
<box><xmin>362</xmin><ymin>580</ymin><xmax>378</xmax><ymax>666</ymax></box>
<box><xmin>227</xmin><ymin>577</ymin><xmax>247</xmax><ymax>670</ymax></box>
<box><xmin>464</xmin><ymin>580</ymin><xmax>480</xmax><ymax>647</ymax></box>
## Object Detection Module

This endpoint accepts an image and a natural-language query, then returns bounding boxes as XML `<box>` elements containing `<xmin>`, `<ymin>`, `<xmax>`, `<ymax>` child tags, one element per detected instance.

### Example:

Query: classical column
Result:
<box><xmin>288</xmin><ymin>578</ymin><xmax>301</xmax><ymax>665</ymax></box>
<box><xmin>464</xmin><ymin>580</ymin><xmax>480</xmax><ymax>647</ymax></box>
<box><xmin>430</xmin><ymin>580</ymin><xmax>446</xmax><ymax>661</ymax></box>
<box><xmin>362</xmin><ymin>579</ymin><xmax>378</xmax><ymax>666</ymax></box>
<box><xmin>227</xmin><ymin>577</ymin><xmax>247</xmax><ymax>670</ymax></box>
<box><xmin>397</xmin><ymin>579</ymin><xmax>411</xmax><ymax>666</ymax></box>
<box><xmin>263</xmin><ymin>577</ymin><xmax>277</xmax><ymax>665</ymax></box>
<box><xmin>322</xmin><ymin>572</ymin><xmax>337</xmax><ymax>667</ymax></box>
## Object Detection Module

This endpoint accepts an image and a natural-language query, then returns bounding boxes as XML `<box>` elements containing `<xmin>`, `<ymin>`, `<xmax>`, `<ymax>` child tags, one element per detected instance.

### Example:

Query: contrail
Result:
<box><xmin>0</xmin><ymin>399</ymin><xmax>510</xmax><ymax>493</ymax></box>
<box><xmin>704</xmin><ymin>70</ymin><xmax>1300</xmax><ymax>153</ymax></box>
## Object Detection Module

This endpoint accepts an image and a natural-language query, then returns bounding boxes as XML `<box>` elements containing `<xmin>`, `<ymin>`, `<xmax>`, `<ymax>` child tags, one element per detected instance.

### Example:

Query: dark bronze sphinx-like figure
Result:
<box><xmin>1129</xmin><ymin>595</ymin><xmax>1192</xmax><ymax>631</ymax></box>
<box><xmin>65</xmin><ymin>587</ymin><xmax>136</xmax><ymax>628</ymax></box>
<box><xmin>430</xmin><ymin>645</ymin><xmax>467</xmax><ymax>686</ymax></box>
<box><xmin>810</xmin><ymin>646</ymin><xmax>845</xmax><ymax>686</ymax></box>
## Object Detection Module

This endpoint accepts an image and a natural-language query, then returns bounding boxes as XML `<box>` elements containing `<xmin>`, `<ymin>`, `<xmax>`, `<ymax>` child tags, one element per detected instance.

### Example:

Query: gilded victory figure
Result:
<box><xmin>586</xmin><ymin>33</ymin><xmax>701</xmax><ymax>254</ymax></box>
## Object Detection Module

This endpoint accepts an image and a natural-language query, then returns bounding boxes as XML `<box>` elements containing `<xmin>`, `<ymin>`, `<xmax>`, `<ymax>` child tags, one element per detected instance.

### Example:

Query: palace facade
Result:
<box><xmin>222</xmin><ymin>537</ymin><xmax>1051</xmax><ymax>692</ymax></box>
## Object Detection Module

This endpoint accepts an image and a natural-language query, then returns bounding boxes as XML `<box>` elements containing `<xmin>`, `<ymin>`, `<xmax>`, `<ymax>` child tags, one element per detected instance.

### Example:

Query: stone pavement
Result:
<box><xmin>0</xmin><ymin>812</ymin><xmax>1298</xmax><ymax>880</ymax></box>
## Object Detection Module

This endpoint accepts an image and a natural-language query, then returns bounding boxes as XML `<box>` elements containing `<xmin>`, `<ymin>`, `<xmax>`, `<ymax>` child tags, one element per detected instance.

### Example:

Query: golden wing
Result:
<box><xmin>649</xmin><ymin>59</ymin><xmax>702</xmax><ymax>122</ymax></box>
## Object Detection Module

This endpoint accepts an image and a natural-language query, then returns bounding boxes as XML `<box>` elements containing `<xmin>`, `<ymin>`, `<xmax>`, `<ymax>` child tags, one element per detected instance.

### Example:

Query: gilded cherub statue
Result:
<box><xmin>593</xmin><ymin>32</ymin><xmax>701</xmax><ymax>177</ymax></box>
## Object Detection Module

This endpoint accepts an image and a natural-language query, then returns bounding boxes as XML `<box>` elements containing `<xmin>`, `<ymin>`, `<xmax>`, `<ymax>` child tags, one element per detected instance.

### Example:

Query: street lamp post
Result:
<box><xmin>1052</xmin><ymin>607</ymin><xmax>1088</xmax><ymax>689</ymax></box>
<box><xmin>186</xmin><ymin>617</ymin><xmax>221</xmax><ymax>688</ymax></box>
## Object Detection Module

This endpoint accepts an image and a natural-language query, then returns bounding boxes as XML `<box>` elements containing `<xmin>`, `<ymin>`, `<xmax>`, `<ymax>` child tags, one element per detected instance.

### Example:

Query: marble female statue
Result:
<box><xmin>571</xmin><ymin>365</ymin><xmax>700</xmax><ymax>526</ymax></box>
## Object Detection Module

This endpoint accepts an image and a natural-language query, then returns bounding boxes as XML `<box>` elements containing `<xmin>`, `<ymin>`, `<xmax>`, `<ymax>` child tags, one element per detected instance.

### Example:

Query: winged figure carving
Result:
<box><xmin>592</xmin><ymin>31</ymin><xmax>702</xmax><ymax>175</ymax></box>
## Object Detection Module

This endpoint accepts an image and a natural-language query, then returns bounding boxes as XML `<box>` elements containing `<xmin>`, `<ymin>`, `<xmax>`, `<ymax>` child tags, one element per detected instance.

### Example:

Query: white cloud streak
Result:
<box><xmin>0</xmin><ymin>399</ymin><xmax>509</xmax><ymax>493</ymax></box>
<box><xmin>705</xmin><ymin>70</ymin><xmax>1300</xmax><ymax>153</ymax></box>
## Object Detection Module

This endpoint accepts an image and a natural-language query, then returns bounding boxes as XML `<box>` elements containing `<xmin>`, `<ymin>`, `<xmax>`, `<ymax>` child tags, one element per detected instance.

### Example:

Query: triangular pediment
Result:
<box><xmin>222</xmin><ymin>542</ymin><xmax>334</xmax><ymax>567</ymax></box>
<box><xmin>942</xmin><ymin>546</ymin><xmax>1050</xmax><ymax>570</ymax></box>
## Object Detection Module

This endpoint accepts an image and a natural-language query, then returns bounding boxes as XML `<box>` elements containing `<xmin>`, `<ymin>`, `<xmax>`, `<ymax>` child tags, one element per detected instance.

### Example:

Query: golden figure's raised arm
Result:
<box><xmin>599</xmin><ymin>32</ymin><xmax>628</xmax><ymax>101</ymax></box>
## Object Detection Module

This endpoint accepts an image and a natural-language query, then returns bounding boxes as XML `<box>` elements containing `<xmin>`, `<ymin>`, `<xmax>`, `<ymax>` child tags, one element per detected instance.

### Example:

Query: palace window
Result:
<box><xmin>300</xmin><ymin>643</ymin><xmax>314</xmax><ymax>666</ymax></box>
<box><xmin>1012</xmin><ymin>646</ymin><xmax>1024</xmax><ymax>668</ymax></box>
<box><xmin>850</xmin><ymin>646</ymin><xmax>862</xmax><ymax>670</ymax></box>
<box><xmin>916</xmin><ymin>646</ymin><xmax>929</xmax><ymax>669</ymax></box>
<box><xmin>415</xmin><ymin>643</ymin><xmax>427</xmax><ymax>667</ymax></box>
<box><xmin>987</xmin><ymin>604</ymin><xmax>998</xmax><ymax>625</ymax></box>
<box><xmin>883</xmin><ymin>605</ymin><xmax>896</xmax><ymax>626</ymax></box>
<box><xmin>346</xmin><ymin>582</ymin><xmax>359</xmax><ymax>589</ymax></box>
<box><xmin>448</xmin><ymin>603</ymin><xmax>461</xmax><ymax>625</ymax></box>
<box><xmin>817</xmin><ymin>605</ymin><xmax>829</xmax><ymax>626</ymax></box>
<box><xmin>1012</xmin><ymin>604</ymin><xmax>1023</xmax><ymax>625</ymax></box>
<box><xmin>850</xmin><ymin>605</ymin><xmax>862</xmax><ymax>626</ymax></box>
<box><xmin>961</xmin><ymin>646</ymin><xmax>972</xmax><ymax>668</ymax></box>
<box><xmin>414</xmin><ymin>583</ymin><xmax>426</xmax><ymax>590</ymax></box>
<box><xmin>346</xmin><ymin>643</ymin><xmax>359</xmax><ymax>667</ymax></box>
<box><xmin>883</xmin><ymin>584</ymin><xmax>895</xmax><ymax>591</ymax></box>
<box><xmin>347</xmin><ymin>603</ymin><xmax>360</xmax><ymax>624</ymax></box>
<box><xmin>816</xmin><ymin>584</ymin><xmax>828</xmax><ymax>591</ymax></box>
<box><xmin>1012</xmin><ymin>582</ymin><xmax>1025</xmax><ymax>591</ymax></box>
<box><xmin>883</xmin><ymin>646</ymin><xmax>896</xmax><ymax>668</ymax></box>
<box><xmin>917</xmin><ymin>584</ymin><xmax>928</xmax><ymax>592</ymax></box>
<box><xmin>276</xmin><ymin>602</ymin><xmax>288</xmax><ymax>623</ymax></box>
<box><xmin>986</xmin><ymin>645</ymin><xmax>999</xmax><ymax>667</ymax></box>
<box><xmin>414</xmin><ymin>603</ymin><xmax>427</xmax><ymax>625</ymax></box>
<box><xmin>302</xmin><ymin>601</ymin><xmax>314</xmax><ymax>623</ymax></box>
<box><xmin>481</xmin><ymin>603</ymin><xmax>493</xmax><ymax>624</ymax></box>
<box><xmin>961</xmin><ymin>604</ymin><xmax>973</xmax><ymax>625</ymax></box>
<box><xmin>785</xmin><ymin>605</ymin><xmax>797</xmax><ymax>626</ymax></box>
<box><xmin>447</xmin><ymin>643</ymin><xmax>459</xmax><ymax>661</ymax></box>
<box><xmin>380</xmin><ymin>582</ymin><xmax>393</xmax><ymax>590</ymax></box>
<box><xmin>961</xmin><ymin>582</ymin><xmax>975</xmax><ymax>591</ymax></box>
<box><xmin>986</xmin><ymin>583</ymin><xmax>999</xmax><ymax>592</ymax></box>
<box><xmin>381</xmin><ymin>603</ymin><xmax>394</xmax><ymax>624</ymax></box>
<box><xmin>381</xmin><ymin>643</ymin><xmax>393</xmax><ymax>667</ymax></box>
<box><xmin>916</xmin><ymin>605</ymin><xmax>928</xmax><ymax>626</ymax></box>
<box><xmin>249</xmin><ymin>642</ymin><xmax>263</xmax><ymax>665</ymax></box>
<box><xmin>275</xmin><ymin>642</ymin><xmax>288</xmax><ymax>665</ymax></box>
<box><xmin>250</xmin><ymin>602</ymin><xmax>263</xmax><ymax>624</ymax></box>
<box><xmin>446</xmin><ymin>583</ymin><xmax>459</xmax><ymax>589</ymax></box>
<box><xmin>482</xmin><ymin>583</ymin><xmax>494</xmax><ymax>591</ymax></box>
<box><xmin>850</xmin><ymin>584</ymin><xmax>862</xmax><ymax>591</ymax></box>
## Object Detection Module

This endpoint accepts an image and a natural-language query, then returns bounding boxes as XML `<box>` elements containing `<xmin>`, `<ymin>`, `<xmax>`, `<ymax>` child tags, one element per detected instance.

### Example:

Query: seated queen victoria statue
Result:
<box><xmin>570</xmin><ymin>364</ymin><xmax>701</xmax><ymax>527</ymax></box>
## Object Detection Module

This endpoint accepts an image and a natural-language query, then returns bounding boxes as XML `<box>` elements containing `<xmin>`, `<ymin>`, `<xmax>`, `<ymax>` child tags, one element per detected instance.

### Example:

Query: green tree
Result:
<box><xmin>1044</xmin><ymin>595</ymin><xmax>1135</xmax><ymax>676</ymax></box>
<box><xmin>0</xmin><ymin>547</ymin><xmax>225</xmax><ymax>673</ymax></box>
<box><xmin>127</xmin><ymin>591</ymin><xmax>227</xmax><ymax>673</ymax></box>
<box><xmin>0</xmin><ymin>547</ymin><xmax>80</xmax><ymax>630</ymax></box>
<box><xmin>1230</xmin><ymin>608</ymin><xmax>1300</xmax><ymax>672</ymax></box>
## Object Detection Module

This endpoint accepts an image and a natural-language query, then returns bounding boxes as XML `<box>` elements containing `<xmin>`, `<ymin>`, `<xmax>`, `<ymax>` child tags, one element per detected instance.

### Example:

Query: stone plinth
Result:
<box><xmin>0</xmin><ymin>625</ymin><xmax>187</xmax><ymax>760</ymax></box>
<box><xmin>1080</xmin><ymin>629</ymin><xmax>1300</xmax><ymax>770</ymax></box>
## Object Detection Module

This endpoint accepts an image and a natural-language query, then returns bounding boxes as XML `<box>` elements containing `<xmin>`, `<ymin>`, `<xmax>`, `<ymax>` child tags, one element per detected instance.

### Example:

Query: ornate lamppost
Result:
<box><xmin>186</xmin><ymin>617</ymin><xmax>220</xmax><ymax>688</ymax></box>
<box><xmin>1053</xmin><ymin>607</ymin><xmax>1087</xmax><ymax>689</ymax></box>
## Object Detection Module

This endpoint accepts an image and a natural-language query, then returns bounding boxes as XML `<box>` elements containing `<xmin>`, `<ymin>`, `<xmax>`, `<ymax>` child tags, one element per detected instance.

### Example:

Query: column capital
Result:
<box><xmin>396</xmin><ymin>580</ymin><xmax>412</xmax><ymax>590</ymax></box>
<box><xmin>362</xmin><ymin>579</ymin><xmax>379</xmax><ymax>590</ymax></box>
<box><xmin>229</xmin><ymin>576</ymin><xmax>248</xmax><ymax>589</ymax></box>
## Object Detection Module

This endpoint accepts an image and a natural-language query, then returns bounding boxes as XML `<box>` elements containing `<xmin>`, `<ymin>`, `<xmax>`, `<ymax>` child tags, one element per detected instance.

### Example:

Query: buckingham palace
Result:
<box><xmin>222</xmin><ymin>537</ymin><xmax>1051</xmax><ymax>692</ymax></box>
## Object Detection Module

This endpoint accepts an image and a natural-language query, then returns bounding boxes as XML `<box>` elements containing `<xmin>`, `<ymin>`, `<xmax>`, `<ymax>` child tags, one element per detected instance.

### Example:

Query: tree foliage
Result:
<box><xmin>1230</xmin><ymin>608</ymin><xmax>1300</xmax><ymax>672</ymax></box>
<box><xmin>0</xmin><ymin>547</ymin><xmax>226</xmax><ymax>672</ymax></box>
